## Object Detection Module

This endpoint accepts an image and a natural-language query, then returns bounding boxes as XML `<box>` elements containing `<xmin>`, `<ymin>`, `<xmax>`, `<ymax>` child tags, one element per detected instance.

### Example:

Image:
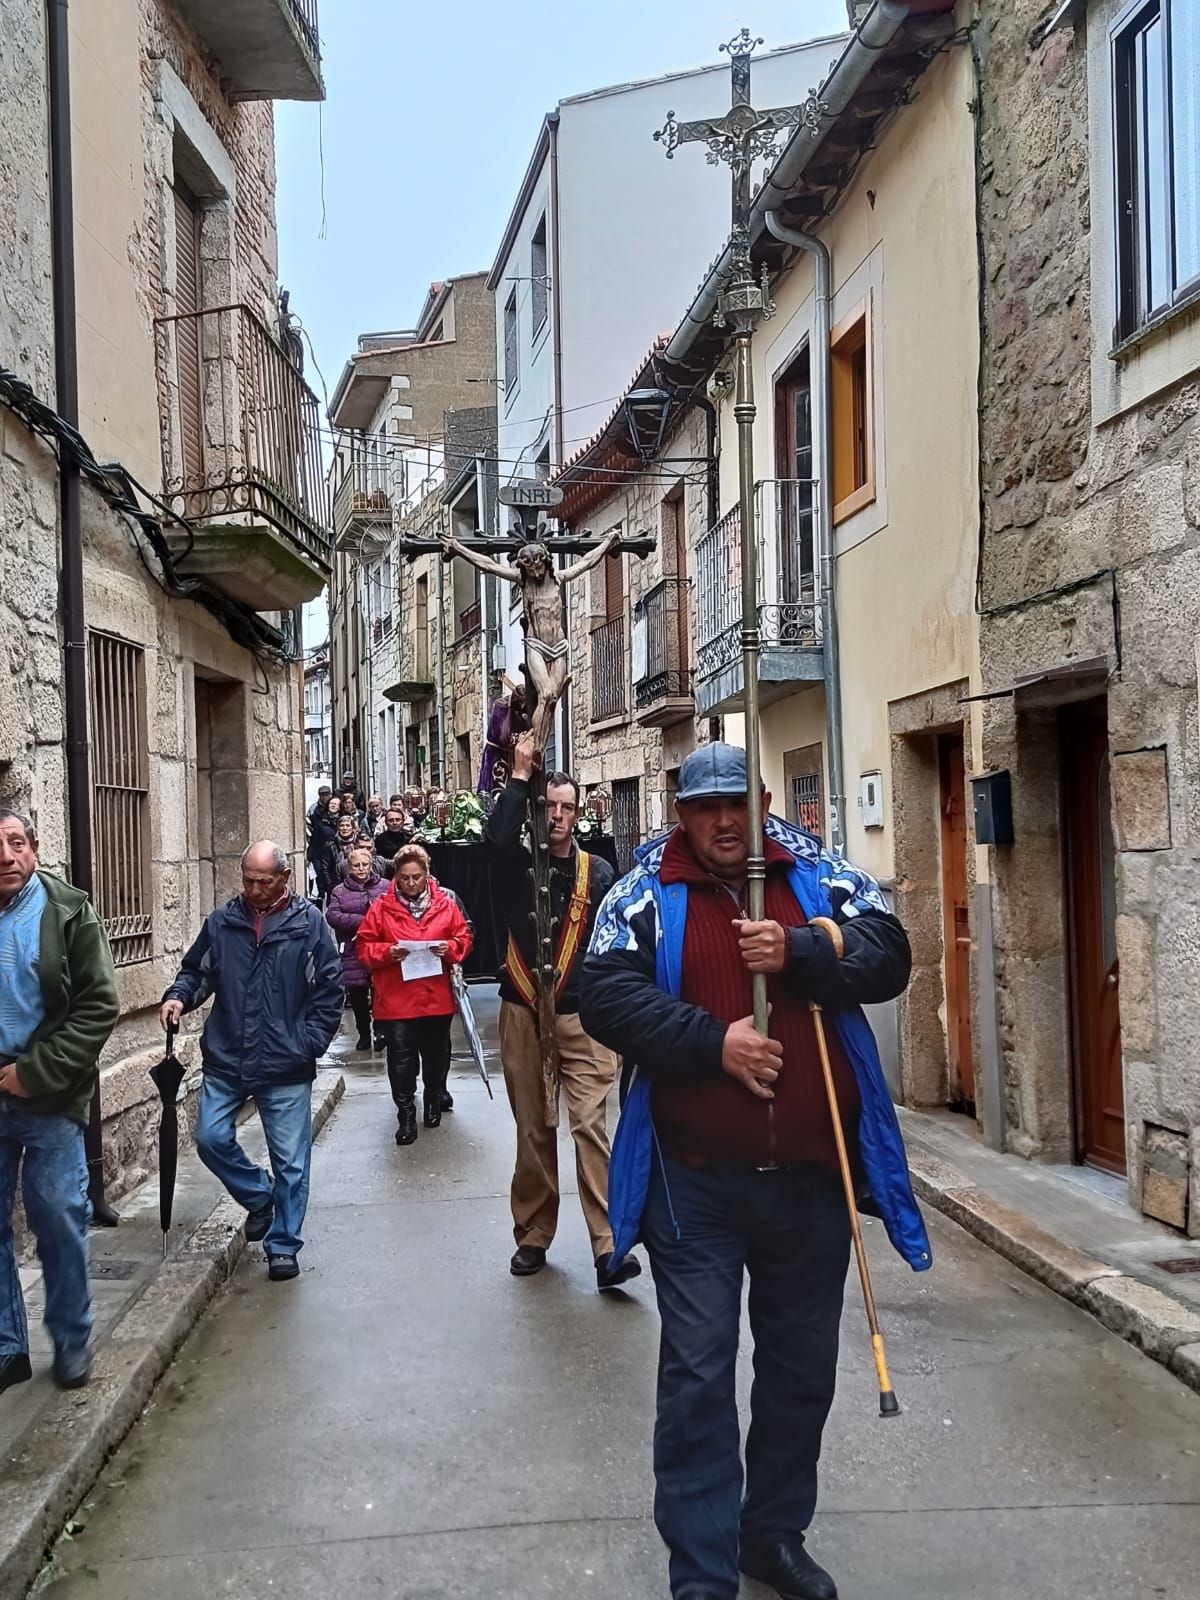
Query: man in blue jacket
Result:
<box><xmin>160</xmin><ymin>841</ymin><xmax>342</xmax><ymax>1281</ymax></box>
<box><xmin>580</xmin><ymin>745</ymin><xmax>929</xmax><ymax>1600</ymax></box>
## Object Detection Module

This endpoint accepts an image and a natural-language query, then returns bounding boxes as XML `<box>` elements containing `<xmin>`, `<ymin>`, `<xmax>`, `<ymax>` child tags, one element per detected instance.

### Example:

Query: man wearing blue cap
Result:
<box><xmin>581</xmin><ymin>744</ymin><xmax>930</xmax><ymax>1600</ymax></box>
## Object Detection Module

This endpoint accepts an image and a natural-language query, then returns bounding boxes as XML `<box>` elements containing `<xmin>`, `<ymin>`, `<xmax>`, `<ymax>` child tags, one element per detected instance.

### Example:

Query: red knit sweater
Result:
<box><xmin>651</xmin><ymin>831</ymin><xmax>860</xmax><ymax>1171</ymax></box>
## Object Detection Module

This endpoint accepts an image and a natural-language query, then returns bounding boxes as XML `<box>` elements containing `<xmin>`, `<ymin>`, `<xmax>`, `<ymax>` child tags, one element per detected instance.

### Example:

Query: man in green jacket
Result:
<box><xmin>0</xmin><ymin>810</ymin><xmax>119</xmax><ymax>1394</ymax></box>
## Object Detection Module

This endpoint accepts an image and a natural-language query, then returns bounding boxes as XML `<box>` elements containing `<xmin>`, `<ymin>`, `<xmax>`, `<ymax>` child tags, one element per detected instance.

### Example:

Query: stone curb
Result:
<box><xmin>0</xmin><ymin>1070</ymin><xmax>345</xmax><ymax>1600</ymax></box>
<box><xmin>905</xmin><ymin>1142</ymin><xmax>1200</xmax><ymax>1398</ymax></box>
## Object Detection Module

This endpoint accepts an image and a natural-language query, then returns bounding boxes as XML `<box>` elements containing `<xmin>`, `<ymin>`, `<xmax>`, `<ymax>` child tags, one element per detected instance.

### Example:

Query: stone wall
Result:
<box><xmin>977</xmin><ymin>1</ymin><xmax>1200</xmax><ymax>1226</ymax></box>
<box><xmin>565</xmin><ymin>409</ymin><xmax>712</xmax><ymax>844</ymax></box>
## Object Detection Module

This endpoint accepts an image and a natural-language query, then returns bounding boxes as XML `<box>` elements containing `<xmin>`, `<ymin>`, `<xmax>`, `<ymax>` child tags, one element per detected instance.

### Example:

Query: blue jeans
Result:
<box><xmin>642</xmin><ymin>1155</ymin><xmax>851</xmax><ymax>1600</ymax></box>
<box><xmin>0</xmin><ymin>1099</ymin><xmax>91</xmax><ymax>1357</ymax></box>
<box><xmin>195</xmin><ymin>1077</ymin><xmax>312</xmax><ymax>1258</ymax></box>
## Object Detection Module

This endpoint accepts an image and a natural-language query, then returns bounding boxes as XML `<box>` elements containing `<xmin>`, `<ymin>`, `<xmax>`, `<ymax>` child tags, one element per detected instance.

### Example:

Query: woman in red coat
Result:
<box><xmin>357</xmin><ymin>843</ymin><xmax>473</xmax><ymax>1146</ymax></box>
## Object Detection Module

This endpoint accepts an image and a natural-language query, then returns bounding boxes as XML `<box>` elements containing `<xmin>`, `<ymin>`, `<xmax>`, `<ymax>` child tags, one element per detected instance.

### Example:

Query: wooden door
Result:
<box><xmin>938</xmin><ymin>733</ymin><xmax>975</xmax><ymax>1107</ymax></box>
<box><xmin>1062</xmin><ymin>700</ymin><xmax>1125</xmax><ymax>1172</ymax></box>
<box><xmin>172</xmin><ymin>180</ymin><xmax>204</xmax><ymax>492</ymax></box>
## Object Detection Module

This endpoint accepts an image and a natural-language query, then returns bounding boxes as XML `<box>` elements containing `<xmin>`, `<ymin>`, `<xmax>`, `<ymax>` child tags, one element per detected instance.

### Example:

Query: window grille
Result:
<box><xmin>791</xmin><ymin>772</ymin><xmax>823</xmax><ymax>838</ymax></box>
<box><xmin>88</xmin><ymin>631</ymin><xmax>152</xmax><ymax>964</ymax></box>
<box><xmin>611</xmin><ymin>778</ymin><xmax>641</xmax><ymax>874</ymax></box>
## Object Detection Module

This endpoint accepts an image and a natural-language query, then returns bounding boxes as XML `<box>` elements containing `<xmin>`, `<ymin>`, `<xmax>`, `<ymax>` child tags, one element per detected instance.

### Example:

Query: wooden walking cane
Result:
<box><xmin>808</xmin><ymin>916</ymin><xmax>900</xmax><ymax>1419</ymax></box>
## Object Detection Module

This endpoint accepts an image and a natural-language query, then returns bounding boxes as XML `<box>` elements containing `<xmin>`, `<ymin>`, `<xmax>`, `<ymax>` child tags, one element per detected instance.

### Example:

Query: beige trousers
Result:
<box><xmin>498</xmin><ymin>999</ymin><xmax>619</xmax><ymax>1259</ymax></box>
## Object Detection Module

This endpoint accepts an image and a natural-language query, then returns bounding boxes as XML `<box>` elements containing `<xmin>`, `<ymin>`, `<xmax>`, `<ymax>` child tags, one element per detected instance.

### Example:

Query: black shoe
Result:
<box><xmin>89</xmin><ymin>1194</ymin><xmax>120</xmax><ymax>1228</ymax></box>
<box><xmin>510</xmin><ymin>1245</ymin><xmax>547</xmax><ymax>1276</ymax></box>
<box><xmin>53</xmin><ymin>1345</ymin><xmax>91</xmax><ymax>1389</ymax></box>
<box><xmin>395</xmin><ymin>1101</ymin><xmax>418</xmax><ymax>1145</ymax></box>
<box><xmin>439</xmin><ymin>1088</ymin><xmax>454</xmax><ymax>1112</ymax></box>
<box><xmin>356</xmin><ymin>1034</ymin><xmax>372</xmax><ymax>1052</ymax></box>
<box><xmin>373</xmin><ymin>1035</ymin><xmax>387</xmax><ymax>1054</ymax></box>
<box><xmin>267</xmin><ymin>1255</ymin><xmax>300</xmax><ymax>1282</ymax></box>
<box><xmin>0</xmin><ymin>1353</ymin><xmax>32</xmax><ymax>1395</ymax></box>
<box><xmin>596</xmin><ymin>1251</ymin><xmax>643</xmax><ymax>1291</ymax></box>
<box><xmin>739</xmin><ymin>1539</ymin><xmax>838</xmax><ymax>1600</ymax></box>
<box><xmin>245</xmin><ymin>1201</ymin><xmax>274</xmax><ymax>1242</ymax></box>
<box><xmin>423</xmin><ymin>1096</ymin><xmax>442</xmax><ymax>1129</ymax></box>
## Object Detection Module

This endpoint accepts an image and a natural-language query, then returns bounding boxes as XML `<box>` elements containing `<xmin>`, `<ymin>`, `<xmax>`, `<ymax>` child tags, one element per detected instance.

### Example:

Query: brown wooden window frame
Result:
<box><xmin>830</xmin><ymin>297</ymin><xmax>875</xmax><ymax>526</ymax></box>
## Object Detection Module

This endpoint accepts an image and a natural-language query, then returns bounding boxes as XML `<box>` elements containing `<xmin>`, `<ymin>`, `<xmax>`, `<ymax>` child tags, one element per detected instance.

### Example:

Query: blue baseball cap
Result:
<box><xmin>675</xmin><ymin>743</ymin><xmax>762</xmax><ymax>803</ymax></box>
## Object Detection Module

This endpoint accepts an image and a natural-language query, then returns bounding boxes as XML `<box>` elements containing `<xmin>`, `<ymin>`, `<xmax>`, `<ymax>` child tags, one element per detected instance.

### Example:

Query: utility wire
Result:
<box><xmin>0</xmin><ymin>365</ymin><xmax>296</xmax><ymax>665</ymax></box>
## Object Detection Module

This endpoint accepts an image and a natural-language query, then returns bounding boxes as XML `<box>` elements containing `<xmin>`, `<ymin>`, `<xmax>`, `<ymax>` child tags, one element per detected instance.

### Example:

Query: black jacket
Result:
<box><xmin>483</xmin><ymin>776</ymin><xmax>614</xmax><ymax>1014</ymax></box>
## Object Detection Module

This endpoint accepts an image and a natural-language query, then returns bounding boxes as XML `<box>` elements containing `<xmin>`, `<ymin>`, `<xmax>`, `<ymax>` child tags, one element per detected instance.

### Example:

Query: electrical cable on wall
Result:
<box><xmin>0</xmin><ymin>364</ymin><xmax>300</xmax><ymax>668</ymax></box>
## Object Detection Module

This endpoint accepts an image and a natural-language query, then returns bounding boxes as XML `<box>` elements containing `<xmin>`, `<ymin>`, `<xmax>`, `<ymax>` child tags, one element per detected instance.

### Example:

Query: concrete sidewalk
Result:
<box><xmin>0</xmin><ymin>1067</ymin><xmax>345</xmax><ymax>1600</ymax></box>
<box><xmin>901</xmin><ymin>1109</ymin><xmax>1200</xmax><ymax>1391</ymax></box>
<box><xmin>29</xmin><ymin>989</ymin><xmax>1200</xmax><ymax>1600</ymax></box>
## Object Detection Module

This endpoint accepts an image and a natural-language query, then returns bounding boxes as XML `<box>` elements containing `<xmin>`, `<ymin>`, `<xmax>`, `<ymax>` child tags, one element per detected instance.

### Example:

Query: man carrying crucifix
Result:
<box><xmin>482</xmin><ymin>730</ymin><xmax>640</xmax><ymax>1292</ymax></box>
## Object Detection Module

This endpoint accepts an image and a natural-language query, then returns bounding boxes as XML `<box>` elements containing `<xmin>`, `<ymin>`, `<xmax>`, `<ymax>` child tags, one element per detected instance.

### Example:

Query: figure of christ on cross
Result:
<box><xmin>441</xmin><ymin>529</ymin><xmax>621</xmax><ymax>754</ymax></box>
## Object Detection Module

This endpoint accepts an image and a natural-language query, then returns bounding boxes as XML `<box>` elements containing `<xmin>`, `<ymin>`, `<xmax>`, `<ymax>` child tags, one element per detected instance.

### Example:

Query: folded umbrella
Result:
<box><xmin>148</xmin><ymin>1022</ymin><xmax>186</xmax><ymax>1258</ymax></box>
<box><xmin>451</xmin><ymin>966</ymin><xmax>493</xmax><ymax>1099</ymax></box>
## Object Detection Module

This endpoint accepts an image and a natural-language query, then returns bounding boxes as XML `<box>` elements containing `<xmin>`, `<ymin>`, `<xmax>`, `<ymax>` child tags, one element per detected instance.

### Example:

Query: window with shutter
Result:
<box><xmin>173</xmin><ymin>181</ymin><xmax>204</xmax><ymax>491</ymax></box>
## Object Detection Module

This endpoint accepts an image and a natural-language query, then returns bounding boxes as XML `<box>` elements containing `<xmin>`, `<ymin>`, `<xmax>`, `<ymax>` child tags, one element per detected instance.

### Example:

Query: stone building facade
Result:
<box><xmin>976</xmin><ymin>0</ymin><xmax>1200</xmax><ymax>1228</ymax></box>
<box><xmin>328</xmin><ymin>274</ymin><xmax>497</xmax><ymax>796</ymax></box>
<box><xmin>0</xmin><ymin>0</ymin><xmax>327</xmax><ymax>1200</ymax></box>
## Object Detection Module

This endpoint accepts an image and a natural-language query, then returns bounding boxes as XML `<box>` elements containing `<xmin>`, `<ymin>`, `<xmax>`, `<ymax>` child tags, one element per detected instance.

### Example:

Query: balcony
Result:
<box><xmin>333</xmin><ymin>451</ymin><xmax>393</xmax><ymax>551</ymax></box>
<box><xmin>633</xmin><ymin>578</ymin><xmax>693</xmax><ymax>727</ymax></box>
<box><xmin>694</xmin><ymin>479</ymin><xmax>823</xmax><ymax>718</ymax></box>
<box><xmin>154</xmin><ymin>301</ymin><xmax>332</xmax><ymax>609</ymax></box>
<box><xmin>591</xmin><ymin>616</ymin><xmax>628</xmax><ymax>723</ymax></box>
<box><xmin>168</xmin><ymin>0</ymin><xmax>323</xmax><ymax>102</ymax></box>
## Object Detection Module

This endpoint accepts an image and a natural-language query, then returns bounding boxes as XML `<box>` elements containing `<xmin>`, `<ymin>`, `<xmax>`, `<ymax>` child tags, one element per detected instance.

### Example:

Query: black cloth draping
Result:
<box><xmin>428</xmin><ymin>836</ymin><xmax>618</xmax><ymax>982</ymax></box>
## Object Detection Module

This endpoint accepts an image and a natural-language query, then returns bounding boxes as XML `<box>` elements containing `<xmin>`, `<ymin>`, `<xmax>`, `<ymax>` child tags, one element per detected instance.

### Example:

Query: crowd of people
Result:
<box><xmin>0</xmin><ymin>724</ymin><xmax>928</xmax><ymax>1600</ymax></box>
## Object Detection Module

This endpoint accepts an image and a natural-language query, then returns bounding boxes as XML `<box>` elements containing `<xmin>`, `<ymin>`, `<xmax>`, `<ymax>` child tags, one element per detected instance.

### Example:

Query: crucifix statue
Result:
<box><xmin>431</xmin><ymin>497</ymin><xmax>651</xmax><ymax>1125</ymax></box>
<box><xmin>655</xmin><ymin>29</ymin><xmax>822</xmax><ymax>1039</ymax></box>
<box><xmin>442</xmin><ymin>527</ymin><xmax>621</xmax><ymax>751</ymax></box>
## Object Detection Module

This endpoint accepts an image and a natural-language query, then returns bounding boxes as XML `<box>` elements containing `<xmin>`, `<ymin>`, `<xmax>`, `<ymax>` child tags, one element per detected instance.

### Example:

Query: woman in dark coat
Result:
<box><xmin>325</xmin><ymin>847</ymin><xmax>389</xmax><ymax>1050</ymax></box>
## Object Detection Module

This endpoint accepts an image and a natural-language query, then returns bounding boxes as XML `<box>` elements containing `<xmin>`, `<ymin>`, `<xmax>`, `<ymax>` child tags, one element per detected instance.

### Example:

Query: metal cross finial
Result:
<box><xmin>653</xmin><ymin>27</ymin><xmax>824</xmax><ymax>300</ymax></box>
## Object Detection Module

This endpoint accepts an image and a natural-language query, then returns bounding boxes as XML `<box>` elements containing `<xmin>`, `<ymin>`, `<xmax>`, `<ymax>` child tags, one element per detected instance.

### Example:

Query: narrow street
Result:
<box><xmin>38</xmin><ymin>998</ymin><xmax>1200</xmax><ymax>1600</ymax></box>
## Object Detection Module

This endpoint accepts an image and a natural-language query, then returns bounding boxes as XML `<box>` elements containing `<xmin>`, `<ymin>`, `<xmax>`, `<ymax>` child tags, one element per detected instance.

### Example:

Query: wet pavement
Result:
<box><xmin>34</xmin><ymin>989</ymin><xmax>1200</xmax><ymax>1598</ymax></box>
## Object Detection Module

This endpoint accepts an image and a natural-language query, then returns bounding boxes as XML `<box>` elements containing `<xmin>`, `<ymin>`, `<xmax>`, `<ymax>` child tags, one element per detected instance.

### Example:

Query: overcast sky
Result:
<box><xmin>276</xmin><ymin>0</ymin><xmax>849</xmax><ymax>408</ymax></box>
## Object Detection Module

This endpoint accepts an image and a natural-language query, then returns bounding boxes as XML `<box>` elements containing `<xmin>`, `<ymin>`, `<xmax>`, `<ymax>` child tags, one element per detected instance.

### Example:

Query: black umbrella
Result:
<box><xmin>148</xmin><ymin>1022</ymin><xmax>186</xmax><ymax>1258</ymax></box>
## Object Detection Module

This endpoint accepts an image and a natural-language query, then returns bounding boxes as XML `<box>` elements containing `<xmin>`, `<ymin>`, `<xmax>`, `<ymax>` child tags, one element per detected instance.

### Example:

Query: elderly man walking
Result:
<box><xmin>0</xmin><ymin>810</ymin><xmax>119</xmax><ymax>1394</ymax></box>
<box><xmin>581</xmin><ymin>746</ymin><xmax>930</xmax><ymax>1600</ymax></box>
<box><xmin>161</xmin><ymin>841</ymin><xmax>342</xmax><ymax>1281</ymax></box>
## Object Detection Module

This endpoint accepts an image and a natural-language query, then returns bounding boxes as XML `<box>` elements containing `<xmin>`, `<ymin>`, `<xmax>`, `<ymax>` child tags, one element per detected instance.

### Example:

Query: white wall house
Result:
<box><xmin>487</xmin><ymin>34</ymin><xmax>846</xmax><ymax>756</ymax></box>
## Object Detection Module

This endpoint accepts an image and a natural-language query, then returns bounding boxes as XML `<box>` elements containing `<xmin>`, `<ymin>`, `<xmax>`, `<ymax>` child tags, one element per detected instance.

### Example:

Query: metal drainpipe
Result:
<box><xmin>47</xmin><ymin>0</ymin><xmax>116</xmax><ymax>1222</ymax></box>
<box><xmin>436</xmin><ymin>534</ymin><xmax>448</xmax><ymax>789</ymax></box>
<box><xmin>764</xmin><ymin>210</ymin><xmax>846</xmax><ymax>855</ymax></box>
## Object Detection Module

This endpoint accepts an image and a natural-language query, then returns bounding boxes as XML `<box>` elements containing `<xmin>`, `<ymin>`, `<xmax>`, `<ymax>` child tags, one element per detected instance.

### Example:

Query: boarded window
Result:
<box><xmin>89</xmin><ymin>632</ymin><xmax>152</xmax><ymax>964</ymax></box>
<box><xmin>531</xmin><ymin>214</ymin><xmax>548</xmax><ymax>333</ymax></box>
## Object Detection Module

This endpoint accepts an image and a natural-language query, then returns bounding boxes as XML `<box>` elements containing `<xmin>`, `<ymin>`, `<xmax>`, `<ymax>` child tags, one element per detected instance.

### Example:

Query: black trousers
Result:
<box><xmin>642</xmin><ymin>1156</ymin><xmax>851</xmax><ymax>1600</ymax></box>
<box><xmin>385</xmin><ymin>1015</ymin><xmax>452</xmax><ymax>1107</ymax></box>
<box><xmin>346</xmin><ymin>986</ymin><xmax>373</xmax><ymax>1043</ymax></box>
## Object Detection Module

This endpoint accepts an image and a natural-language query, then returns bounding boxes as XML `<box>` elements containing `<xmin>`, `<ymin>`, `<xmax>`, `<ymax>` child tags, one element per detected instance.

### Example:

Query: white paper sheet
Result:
<box><xmin>399</xmin><ymin>941</ymin><xmax>443</xmax><ymax>981</ymax></box>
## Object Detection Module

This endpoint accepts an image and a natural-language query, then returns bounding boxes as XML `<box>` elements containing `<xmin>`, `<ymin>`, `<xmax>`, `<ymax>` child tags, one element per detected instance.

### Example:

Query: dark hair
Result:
<box><xmin>547</xmin><ymin>772</ymin><xmax>579</xmax><ymax>806</ymax></box>
<box><xmin>0</xmin><ymin>809</ymin><xmax>37</xmax><ymax>845</ymax></box>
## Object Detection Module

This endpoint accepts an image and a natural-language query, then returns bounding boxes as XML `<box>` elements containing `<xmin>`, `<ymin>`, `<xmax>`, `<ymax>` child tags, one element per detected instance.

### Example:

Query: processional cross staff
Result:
<box><xmin>654</xmin><ymin>27</ymin><xmax>821</xmax><ymax>1039</ymax></box>
<box><xmin>431</xmin><ymin>493</ymin><xmax>652</xmax><ymax>1126</ymax></box>
<box><xmin>656</xmin><ymin>35</ymin><xmax>903</xmax><ymax>1420</ymax></box>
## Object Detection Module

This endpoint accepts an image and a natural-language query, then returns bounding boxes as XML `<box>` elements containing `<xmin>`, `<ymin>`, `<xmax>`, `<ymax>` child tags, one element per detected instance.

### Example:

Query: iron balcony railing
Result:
<box><xmin>333</xmin><ymin>447</ymin><xmax>393</xmax><ymax>536</ymax></box>
<box><xmin>288</xmin><ymin>0</ymin><xmax>320</xmax><ymax>57</ymax></box>
<box><xmin>694</xmin><ymin>478</ymin><xmax>820</xmax><ymax>681</ymax></box>
<box><xmin>591</xmin><ymin>616</ymin><xmax>627</xmax><ymax>721</ymax></box>
<box><xmin>634</xmin><ymin>577</ymin><xmax>692</xmax><ymax>708</ymax></box>
<box><xmin>154</xmin><ymin>301</ymin><xmax>332</xmax><ymax>571</ymax></box>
